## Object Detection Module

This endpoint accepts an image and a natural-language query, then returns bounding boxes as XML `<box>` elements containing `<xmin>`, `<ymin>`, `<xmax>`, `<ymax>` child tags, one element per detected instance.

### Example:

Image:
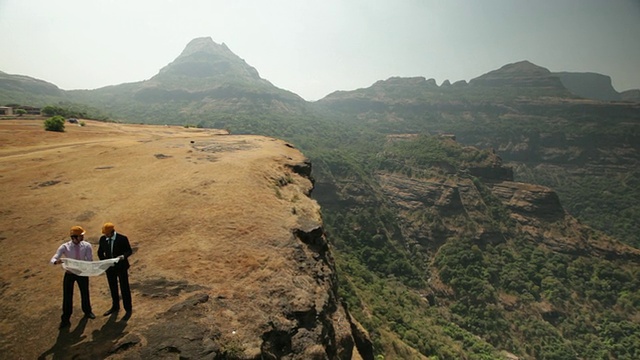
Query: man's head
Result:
<box><xmin>70</xmin><ymin>226</ymin><xmax>85</xmax><ymax>244</ymax></box>
<box><xmin>102</xmin><ymin>222</ymin><xmax>115</xmax><ymax>237</ymax></box>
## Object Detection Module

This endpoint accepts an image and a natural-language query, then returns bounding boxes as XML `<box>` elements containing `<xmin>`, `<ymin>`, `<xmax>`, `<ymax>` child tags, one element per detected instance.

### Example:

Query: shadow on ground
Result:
<box><xmin>38</xmin><ymin>313</ymin><xmax>129</xmax><ymax>360</ymax></box>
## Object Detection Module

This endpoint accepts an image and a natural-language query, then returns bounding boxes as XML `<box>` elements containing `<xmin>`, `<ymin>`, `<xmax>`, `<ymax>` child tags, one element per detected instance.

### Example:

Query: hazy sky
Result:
<box><xmin>1</xmin><ymin>0</ymin><xmax>639</xmax><ymax>101</ymax></box>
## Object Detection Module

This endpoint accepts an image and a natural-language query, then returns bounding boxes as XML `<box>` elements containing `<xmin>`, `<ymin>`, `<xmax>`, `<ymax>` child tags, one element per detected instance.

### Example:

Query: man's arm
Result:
<box><xmin>97</xmin><ymin>237</ymin><xmax>105</xmax><ymax>260</ymax></box>
<box><xmin>86</xmin><ymin>243</ymin><xmax>94</xmax><ymax>261</ymax></box>
<box><xmin>50</xmin><ymin>244</ymin><xmax>66</xmax><ymax>265</ymax></box>
<box><xmin>121</xmin><ymin>235</ymin><xmax>133</xmax><ymax>259</ymax></box>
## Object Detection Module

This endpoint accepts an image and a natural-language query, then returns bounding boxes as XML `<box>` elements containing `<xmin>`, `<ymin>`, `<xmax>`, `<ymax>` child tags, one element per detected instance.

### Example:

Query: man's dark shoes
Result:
<box><xmin>84</xmin><ymin>312</ymin><xmax>96</xmax><ymax>319</ymax></box>
<box><xmin>122</xmin><ymin>311</ymin><xmax>132</xmax><ymax>321</ymax></box>
<box><xmin>58</xmin><ymin>320</ymin><xmax>71</xmax><ymax>329</ymax></box>
<box><xmin>103</xmin><ymin>308</ymin><xmax>119</xmax><ymax>316</ymax></box>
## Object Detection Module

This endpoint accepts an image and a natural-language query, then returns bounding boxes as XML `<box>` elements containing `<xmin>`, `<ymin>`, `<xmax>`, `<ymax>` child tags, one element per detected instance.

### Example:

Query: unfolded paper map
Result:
<box><xmin>61</xmin><ymin>258</ymin><xmax>120</xmax><ymax>276</ymax></box>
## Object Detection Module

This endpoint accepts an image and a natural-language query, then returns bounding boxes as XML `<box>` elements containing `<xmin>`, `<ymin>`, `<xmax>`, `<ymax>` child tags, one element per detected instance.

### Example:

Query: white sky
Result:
<box><xmin>1</xmin><ymin>0</ymin><xmax>639</xmax><ymax>101</ymax></box>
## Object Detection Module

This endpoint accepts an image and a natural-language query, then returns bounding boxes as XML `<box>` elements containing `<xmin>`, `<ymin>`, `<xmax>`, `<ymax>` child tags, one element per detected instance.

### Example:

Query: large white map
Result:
<box><xmin>61</xmin><ymin>258</ymin><xmax>120</xmax><ymax>276</ymax></box>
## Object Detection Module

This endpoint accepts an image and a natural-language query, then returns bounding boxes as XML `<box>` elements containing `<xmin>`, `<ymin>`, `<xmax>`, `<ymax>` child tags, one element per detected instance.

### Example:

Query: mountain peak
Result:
<box><xmin>469</xmin><ymin>60</ymin><xmax>569</xmax><ymax>94</ymax></box>
<box><xmin>153</xmin><ymin>37</ymin><xmax>262</xmax><ymax>83</ymax></box>
<box><xmin>179</xmin><ymin>37</ymin><xmax>232</xmax><ymax>58</ymax></box>
<box><xmin>496</xmin><ymin>60</ymin><xmax>552</xmax><ymax>75</ymax></box>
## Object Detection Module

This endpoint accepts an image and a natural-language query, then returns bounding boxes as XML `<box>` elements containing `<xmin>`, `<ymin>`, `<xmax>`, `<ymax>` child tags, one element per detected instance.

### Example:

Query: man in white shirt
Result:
<box><xmin>50</xmin><ymin>225</ymin><xmax>96</xmax><ymax>329</ymax></box>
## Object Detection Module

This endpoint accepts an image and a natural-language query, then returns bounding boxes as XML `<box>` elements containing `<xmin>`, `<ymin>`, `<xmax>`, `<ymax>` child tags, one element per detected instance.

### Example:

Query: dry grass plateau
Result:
<box><xmin>0</xmin><ymin>119</ymin><xmax>349</xmax><ymax>359</ymax></box>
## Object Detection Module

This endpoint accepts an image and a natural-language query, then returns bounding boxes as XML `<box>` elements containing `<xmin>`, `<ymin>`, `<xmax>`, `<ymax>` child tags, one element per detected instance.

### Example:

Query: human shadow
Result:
<box><xmin>79</xmin><ymin>312</ymin><xmax>129</xmax><ymax>358</ymax></box>
<box><xmin>37</xmin><ymin>317</ymin><xmax>89</xmax><ymax>360</ymax></box>
<box><xmin>38</xmin><ymin>313</ymin><xmax>128</xmax><ymax>360</ymax></box>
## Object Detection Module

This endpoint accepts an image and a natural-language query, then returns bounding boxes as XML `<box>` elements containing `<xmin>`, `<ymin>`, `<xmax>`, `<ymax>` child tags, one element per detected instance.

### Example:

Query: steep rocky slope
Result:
<box><xmin>314</xmin><ymin>61</ymin><xmax>640</xmax><ymax>249</ymax></box>
<box><xmin>552</xmin><ymin>71</ymin><xmax>621</xmax><ymax>101</ymax></box>
<box><xmin>0</xmin><ymin>119</ymin><xmax>370</xmax><ymax>359</ymax></box>
<box><xmin>312</xmin><ymin>135</ymin><xmax>640</xmax><ymax>358</ymax></box>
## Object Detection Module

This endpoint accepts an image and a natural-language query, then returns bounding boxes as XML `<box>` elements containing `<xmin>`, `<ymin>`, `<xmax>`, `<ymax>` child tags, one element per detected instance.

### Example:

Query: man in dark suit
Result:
<box><xmin>98</xmin><ymin>222</ymin><xmax>133</xmax><ymax>318</ymax></box>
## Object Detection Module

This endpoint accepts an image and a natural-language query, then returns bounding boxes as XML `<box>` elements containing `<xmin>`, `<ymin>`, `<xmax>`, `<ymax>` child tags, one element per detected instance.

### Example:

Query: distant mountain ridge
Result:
<box><xmin>0</xmin><ymin>70</ymin><xmax>67</xmax><ymax>105</ymax></box>
<box><xmin>2</xmin><ymin>39</ymin><xmax>639</xmax><ymax>118</ymax></box>
<box><xmin>469</xmin><ymin>60</ymin><xmax>567</xmax><ymax>91</ymax></box>
<box><xmin>0</xmin><ymin>70</ymin><xmax>63</xmax><ymax>95</ymax></box>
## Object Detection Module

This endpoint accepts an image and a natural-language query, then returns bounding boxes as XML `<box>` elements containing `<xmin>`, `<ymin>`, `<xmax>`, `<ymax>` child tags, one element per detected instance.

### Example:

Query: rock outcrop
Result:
<box><xmin>553</xmin><ymin>71</ymin><xmax>621</xmax><ymax>101</ymax></box>
<box><xmin>371</xmin><ymin>162</ymin><xmax>640</xmax><ymax>262</ymax></box>
<box><xmin>489</xmin><ymin>181</ymin><xmax>564</xmax><ymax>221</ymax></box>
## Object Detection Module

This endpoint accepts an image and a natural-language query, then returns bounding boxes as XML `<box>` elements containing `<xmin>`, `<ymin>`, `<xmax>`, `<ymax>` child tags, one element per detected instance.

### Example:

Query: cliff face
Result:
<box><xmin>310</xmin><ymin>133</ymin><xmax>640</xmax><ymax>358</ymax></box>
<box><xmin>318</xmin><ymin>130</ymin><xmax>640</xmax><ymax>268</ymax></box>
<box><xmin>375</xmin><ymin>168</ymin><xmax>640</xmax><ymax>262</ymax></box>
<box><xmin>553</xmin><ymin>71</ymin><xmax>621</xmax><ymax>101</ymax></box>
<box><xmin>0</xmin><ymin>120</ymin><xmax>371</xmax><ymax>359</ymax></box>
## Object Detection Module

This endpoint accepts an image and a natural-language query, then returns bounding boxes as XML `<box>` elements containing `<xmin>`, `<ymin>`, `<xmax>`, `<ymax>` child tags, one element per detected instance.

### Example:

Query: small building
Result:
<box><xmin>0</xmin><ymin>106</ymin><xmax>13</xmax><ymax>115</ymax></box>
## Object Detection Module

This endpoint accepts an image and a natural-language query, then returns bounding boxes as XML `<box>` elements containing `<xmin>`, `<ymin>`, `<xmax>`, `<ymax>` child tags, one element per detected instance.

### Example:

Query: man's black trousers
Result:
<box><xmin>61</xmin><ymin>272</ymin><xmax>91</xmax><ymax>321</ymax></box>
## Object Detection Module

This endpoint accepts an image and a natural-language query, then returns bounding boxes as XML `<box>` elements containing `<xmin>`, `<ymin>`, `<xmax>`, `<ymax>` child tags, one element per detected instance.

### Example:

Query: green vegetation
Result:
<box><xmin>43</xmin><ymin>115</ymin><xmax>65</xmax><ymax>132</ymax></box>
<box><xmin>319</xmin><ymin>136</ymin><xmax>640</xmax><ymax>359</ymax></box>
<box><xmin>41</xmin><ymin>103</ymin><xmax>109</xmax><ymax>120</ymax></box>
<box><xmin>312</xmin><ymin>94</ymin><xmax>640</xmax><ymax>251</ymax></box>
<box><xmin>41</xmin><ymin>105</ymin><xmax>68</xmax><ymax>117</ymax></box>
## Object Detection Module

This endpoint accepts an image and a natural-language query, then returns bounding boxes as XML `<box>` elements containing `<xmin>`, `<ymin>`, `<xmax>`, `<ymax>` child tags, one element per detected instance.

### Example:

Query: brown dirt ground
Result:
<box><xmin>0</xmin><ymin>119</ymin><xmax>321</xmax><ymax>359</ymax></box>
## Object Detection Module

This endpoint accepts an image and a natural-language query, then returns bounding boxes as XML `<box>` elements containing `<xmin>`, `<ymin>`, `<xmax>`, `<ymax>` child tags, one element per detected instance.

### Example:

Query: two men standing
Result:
<box><xmin>50</xmin><ymin>223</ymin><xmax>133</xmax><ymax>329</ymax></box>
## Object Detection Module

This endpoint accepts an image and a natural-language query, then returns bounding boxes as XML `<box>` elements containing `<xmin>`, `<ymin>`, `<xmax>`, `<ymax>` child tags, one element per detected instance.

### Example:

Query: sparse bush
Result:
<box><xmin>79</xmin><ymin>121</ymin><xmax>86</xmax><ymax>126</ymax></box>
<box><xmin>44</xmin><ymin>115</ymin><xmax>65</xmax><ymax>132</ymax></box>
<box><xmin>15</xmin><ymin>109</ymin><xmax>27</xmax><ymax>117</ymax></box>
<box><xmin>219</xmin><ymin>334</ymin><xmax>245</xmax><ymax>358</ymax></box>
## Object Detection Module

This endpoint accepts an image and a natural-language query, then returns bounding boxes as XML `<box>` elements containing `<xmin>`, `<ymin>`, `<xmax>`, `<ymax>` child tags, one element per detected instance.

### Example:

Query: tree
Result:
<box><xmin>15</xmin><ymin>109</ymin><xmax>27</xmax><ymax>117</ymax></box>
<box><xmin>44</xmin><ymin>116</ymin><xmax>65</xmax><ymax>132</ymax></box>
<box><xmin>41</xmin><ymin>105</ymin><xmax>66</xmax><ymax>117</ymax></box>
